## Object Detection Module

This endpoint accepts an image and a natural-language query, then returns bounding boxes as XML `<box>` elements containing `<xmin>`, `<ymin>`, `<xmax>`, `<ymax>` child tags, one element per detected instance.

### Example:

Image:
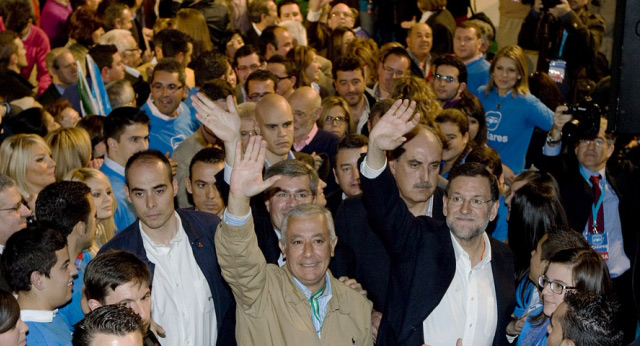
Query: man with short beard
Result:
<box><xmin>359</xmin><ymin>99</ymin><xmax>515</xmax><ymax>345</ymax></box>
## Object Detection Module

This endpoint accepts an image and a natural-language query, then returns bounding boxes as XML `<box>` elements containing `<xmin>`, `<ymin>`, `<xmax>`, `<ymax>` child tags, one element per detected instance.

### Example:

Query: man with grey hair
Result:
<box><xmin>39</xmin><ymin>47</ymin><xmax>78</xmax><ymax>106</ymax></box>
<box><xmin>106</xmin><ymin>79</ymin><xmax>136</xmax><ymax>109</ymax></box>
<box><xmin>215</xmin><ymin>135</ymin><xmax>373</xmax><ymax>344</ymax></box>
<box><xmin>101</xmin><ymin>29</ymin><xmax>149</xmax><ymax>106</ymax></box>
<box><xmin>0</xmin><ymin>173</ymin><xmax>30</xmax><ymax>291</ymax></box>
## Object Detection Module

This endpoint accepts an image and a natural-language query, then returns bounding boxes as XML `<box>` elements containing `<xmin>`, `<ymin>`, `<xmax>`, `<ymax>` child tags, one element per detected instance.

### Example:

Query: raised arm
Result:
<box><xmin>214</xmin><ymin>137</ymin><xmax>281</xmax><ymax>311</ymax></box>
<box><xmin>192</xmin><ymin>94</ymin><xmax>241</xmax><ymax>167</ymax></box>
<box><xmin>366</xmin><ymin>99</ymin><xmax>420</xmax><ymax>170</ymax></box>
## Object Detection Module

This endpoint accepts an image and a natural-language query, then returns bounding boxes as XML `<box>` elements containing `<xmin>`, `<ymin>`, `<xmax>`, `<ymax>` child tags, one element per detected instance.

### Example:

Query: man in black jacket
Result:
<box><xmin>360</xmin><ymin>99</ymin><xmax>515</xmax><ymax>345</ymax></box>
<box><xmin>518</xmin><ymin>0</ymin><xmax>605</xmax><ymax>102</ymax></box>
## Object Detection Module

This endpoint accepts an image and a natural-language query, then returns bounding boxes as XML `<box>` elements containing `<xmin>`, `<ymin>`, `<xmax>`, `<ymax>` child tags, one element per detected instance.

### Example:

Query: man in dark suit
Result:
<box><xmin>40</xmin><ymin>48</ymin><xmax>79</xmax><ymax>106</ymax></box>
<box><xmin>334</xmin><ymin>126</ymin><xmax>447</xmax><ymax>313</ymax></box>
<box><xmin>99</xmin><ymin>150</ymin><xmax>235</xmax><ymax>346</ymax></box>
<box><xmin>245</xmin><ymin>0</ymin><xmax>278</xmax><ymax>47</ymax></box>
<box><xmin>539</xmin><ymin>115</ymin><xmax>640</xmax><ymax>343</ymax></box>
<box><xmin>325</xmin><ymin>134</ymin><xmax>368</xmax><ymax>214</ymax></box>
<box><xmin>360</xmin><ymin>100</ymin><xmax>515</xmax><ymax>345</ymax></box>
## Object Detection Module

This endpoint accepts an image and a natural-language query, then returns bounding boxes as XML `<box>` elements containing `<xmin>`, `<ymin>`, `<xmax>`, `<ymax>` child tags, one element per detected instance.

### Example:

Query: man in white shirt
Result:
<box><xmin>99</xmin><ymin>150</ymin><xmax>236</xmax><ymax>346</ymax></box>
<box><xmin>359</xmin><ymin>99</ymin><xmax>516</xmax><ymax>345</ymax></box>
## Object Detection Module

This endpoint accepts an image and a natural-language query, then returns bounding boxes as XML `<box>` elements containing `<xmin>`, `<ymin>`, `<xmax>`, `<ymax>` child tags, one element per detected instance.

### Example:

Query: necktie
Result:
<box><xmin>588</xmin><ymin>175</ymin><xmax>604</xmax><ymax>234</ymax></box>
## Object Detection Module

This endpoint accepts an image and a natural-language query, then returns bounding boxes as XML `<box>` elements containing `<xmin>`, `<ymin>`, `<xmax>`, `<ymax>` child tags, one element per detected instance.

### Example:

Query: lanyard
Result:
<box><xmin>558</xmin><ymin>30</ymin><xmax>569</xmax><ymax>58</ymax></box>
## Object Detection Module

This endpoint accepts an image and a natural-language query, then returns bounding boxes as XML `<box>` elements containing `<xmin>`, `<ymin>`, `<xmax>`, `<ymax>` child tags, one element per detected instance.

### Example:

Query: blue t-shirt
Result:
<box><xmin>466</xmin><ymin>57</ymin><xmax>491</xmax><ymax>93</ymax></box>
<box><xmin>142</xmin><ymin>102</ymin><xmax>196</xmax><ymax>156</ymax></box>
<box><xmin>474</xmin><ymin>86</ymin><xmax>553</xmax><ymax>174</ymax></box>
<box><xmin>492</xmin><ymin>196</ymin><xmax>509</xmax><ymax>242</ymax></box>
<box><xmin>100</xmin><ymin>162</ymin><xmax>136</xmax><ymax>231</ymax></box>
<box><xmin>25</xmin><ymin>314</ymin><xmax>73</xmax><ymax>346</ymax></box>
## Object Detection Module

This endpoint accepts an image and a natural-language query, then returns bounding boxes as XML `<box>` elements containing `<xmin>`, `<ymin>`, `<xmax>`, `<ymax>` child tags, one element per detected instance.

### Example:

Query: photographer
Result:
<box><xmin>518</xmin><ymin>0</ymin><xmax>604</xmax><ymax>103</ymax></box>
<box><xmin>537</xmin><ymin>103</ymin><xmax>640</xmax><ymax>344</ymax></box>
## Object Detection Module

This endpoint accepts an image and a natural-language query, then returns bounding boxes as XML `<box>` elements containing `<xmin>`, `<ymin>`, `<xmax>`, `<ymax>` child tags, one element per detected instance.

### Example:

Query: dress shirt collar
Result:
<box><xmin>125</xmin><ymin>65</ymin><xmax>141</xmax><ymax>78</ymax></box>
<box><xmin>450</xmin><ymin>231</ymin><xmax>492</xmax><ymax>269</ymax></box>
<box><xmin>293</xmin><ymin>124</ymin><xmax>319</xmax><ymax>151</ymax></box>
<box><xmin>252</xmin><ymin>23</ymin><xmax>263</xmax><ymax>36</ymax></box>
<box><xmin>103</xmin><ymin>153</ymin><xmax>125</xmax><ymax>176</ymax></box>
<box><xmin>139</xmin><ymin>211</ymin><xmax>184</xmax><ymax>249</ymax></box>
<box><xmin>21</xmin><ymin>309</ymin><xmax>58</xmax><ymax>323</ymax></box>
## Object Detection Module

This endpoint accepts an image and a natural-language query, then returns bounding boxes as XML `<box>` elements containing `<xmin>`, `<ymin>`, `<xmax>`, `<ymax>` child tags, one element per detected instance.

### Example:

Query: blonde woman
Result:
<box><xmin>473</xmin><ymin>45</ymin><xmax>554</xmax><ymax>174</ymax></box>
<box><xmin>45</xmin><ymin>127</ymin><xmax>92</xmax><ymax>181</ymax></box>
<box><xmin>0</xmin><ymin>134</ymin><xmax>56</xmax><ymax>211</ymax></box>
<box><xmin>390</xmin><ymin>76</ymin><xmax>442</xmax><ymax>125</ymax></box>
<box><xmin>65</xmin><ymin>168</ymin><xmax>117</xmax><ymax>256</ymax></box>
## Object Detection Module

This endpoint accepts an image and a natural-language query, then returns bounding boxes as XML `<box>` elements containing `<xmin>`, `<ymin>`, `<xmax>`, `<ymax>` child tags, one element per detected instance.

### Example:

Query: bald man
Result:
<box><xmin>288</xmin><ymin>87</ymin><xmax>340</xmax><ymax>191</ymax></box>
<box><xmin>406</xmin><ymin>23</ymin><xmax>434</xmax><ymax>79</ymax></box>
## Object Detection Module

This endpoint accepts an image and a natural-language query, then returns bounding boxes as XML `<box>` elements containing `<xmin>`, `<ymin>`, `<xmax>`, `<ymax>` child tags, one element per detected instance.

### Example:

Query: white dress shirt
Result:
<box><xmin>423</xmin><ymin>232</ymin><xmax>497</xmax><ymax>346</ymax></box>
<box><xmin>140</xmin><ymin>212</ymin><xmax>217</xmax><ymax>346</ymax></box>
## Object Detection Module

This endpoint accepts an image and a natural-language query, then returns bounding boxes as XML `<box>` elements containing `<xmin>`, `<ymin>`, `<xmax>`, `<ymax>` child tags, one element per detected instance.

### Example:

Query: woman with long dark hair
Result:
<box><xmin>0</xmin><ymin>290</ymin><xmax>28</xmax><ymax>346</ymax></box>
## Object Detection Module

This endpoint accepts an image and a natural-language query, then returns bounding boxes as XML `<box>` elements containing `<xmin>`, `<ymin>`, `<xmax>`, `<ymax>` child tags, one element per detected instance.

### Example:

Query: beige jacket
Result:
<box><xmin>215</xmin><ymin>217</ymin><xmax>373</xmax><ymax>346</ymax></box>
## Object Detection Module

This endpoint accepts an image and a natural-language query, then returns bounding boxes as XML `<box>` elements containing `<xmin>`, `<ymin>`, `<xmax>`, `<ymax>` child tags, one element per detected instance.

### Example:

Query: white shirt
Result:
<box><xmin>21</xmin><ymin>309</ymin><xmax>57</xmax><ymax>323</ymax></box>
<box><xmin>140</xmin><ymin>212</ymin><xmax>217</xmax><ymax>346</ymax></box>
<box><xmin>423</xmin><ymin>232</ymin><xmax>497</xmax><ymax>346</ymax></box>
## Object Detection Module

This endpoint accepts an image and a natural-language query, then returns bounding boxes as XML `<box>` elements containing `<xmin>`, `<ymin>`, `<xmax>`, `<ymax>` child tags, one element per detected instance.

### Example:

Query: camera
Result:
<box><xmin>561</xmin><ymin>97</ymin><xmax>602</xmax><ymax>145</ymax></box>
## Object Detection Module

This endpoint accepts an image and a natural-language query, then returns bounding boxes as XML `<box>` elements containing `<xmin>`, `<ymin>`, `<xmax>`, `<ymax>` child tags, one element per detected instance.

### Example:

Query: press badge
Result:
<box><xmin>548</xmin><ymin>60</ymin><xmax>567</xmax><ymax>83</ymax></box>
<box><xmin>586</xmin><ymin>233</ymin><xmax>609</xmax><ymax>261</ymax></box>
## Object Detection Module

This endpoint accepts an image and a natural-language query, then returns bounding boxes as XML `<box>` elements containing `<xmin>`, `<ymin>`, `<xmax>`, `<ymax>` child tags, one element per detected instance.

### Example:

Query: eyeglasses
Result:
<box><xmin>272</xmin><ymin>191</ymin><xmax>313</xmax><ymax>201</ymax></box>
<box><xmin>434</xmin><ymin>74</ymin><xmax>457</xmax><ymax>84</ymax></box>
<box><xmin>383</xmin><ymin>65</ymin><xmax>406</xmax><ymax>78</ymax></box>
<box><xmin>275</xmin><ymin>75</ymin><xmax>292</xmax><ymax>82</ymax></box>
<box><xmin>237</xmin><ymin>64</ymin><xmax>263</xmax><ymax>73</ymax></box>
<box><xmin>0</xmin><ymin>199</ymin><xmax>28</xmax><ymax>213</ymax></box>
<box><xmin>324</xmin><ymin>115</ymin><xmax>347</xmax><ymax>125</ymax></box>
<box><xmin>539</xmin><ymin>275</ymin><xmax>575</xmax><ymax>295</ymax></box>
<box><xmin>447</xmin><ymin>196</ymin><xmax>493</xmax><ymax>209</ymax></box>
<box><xmin>151</xmin><ymin>83</ymin><xmax>184</xmax><ymax>94</ymax></box>
<box><xmin>578</xmin><ymin>138</ymin><xmax>607</xmax><ymax>147</ymax></box>
<box><xmin>248</xmin><ymin>92</ymin><xmax>273</xmax><ymax>102</ymax></box>
<box><xmin>240</xmin><ymin>130</ymin><xmax>257</xmax><ymax>137</ymax></box>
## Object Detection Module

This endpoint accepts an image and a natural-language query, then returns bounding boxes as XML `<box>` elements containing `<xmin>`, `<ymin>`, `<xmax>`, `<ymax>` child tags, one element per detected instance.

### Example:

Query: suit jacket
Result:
<box><xmin>425</xmin><ymin>9</ymin><xmax>457</xmax><ymax>56</ymax></box>
<box><xmin>99</xmin><ymin>209</ymin><xmax>236</xmax><ymax>346</ymax></box>
<box><xmin>334</xmin><ymin>187</ymin><xmax>446</xmax><ymax>312</ymax></box>
<box><xmin>243</xmin><ymin>26</ymin><xmax>261</xmax><ymax>48</ymax></box>
<box><xmin>37</xmin><ymin>82</ymin><xmax>62</xmax><ymax>106</ymax></box>
<box><xmin>0</xmin><ymin>254</ymin><xmax>11</xmax><ymax>293</ymax></box>
<box><xmin>360</xmin><ymin>165</ymin><xmax>516</xmax><ymax>346</ymax></box>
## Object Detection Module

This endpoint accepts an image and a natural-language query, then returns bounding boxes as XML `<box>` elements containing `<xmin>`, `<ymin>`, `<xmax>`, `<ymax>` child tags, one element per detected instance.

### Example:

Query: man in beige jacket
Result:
<box><xmin>215</xmin><ymin>137</ymin><xmax>373</xmax><ymax>345</ymax></box>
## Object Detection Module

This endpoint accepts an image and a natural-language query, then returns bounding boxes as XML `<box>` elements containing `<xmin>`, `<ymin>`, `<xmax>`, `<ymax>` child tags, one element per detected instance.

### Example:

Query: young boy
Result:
<box><xmin>1</xmin><ymin>227</ymin><xmax>77</xmax><ymax>345</ymax></box>
<box><xmin>83</xmin><ymin>250</ymin><xmax>160</xmax><ymax>346</ymax></box>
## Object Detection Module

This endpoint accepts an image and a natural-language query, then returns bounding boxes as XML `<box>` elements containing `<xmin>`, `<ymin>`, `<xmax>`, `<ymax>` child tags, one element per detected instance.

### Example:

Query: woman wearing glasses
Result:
<box><xmin>516</xmin><ymin>246</ymin><xmax>612</xmax><ymax>346</ymax></box>
<box><xmin>473</xmin><ymin>45</ymin><xmax>555</xmax><ymax>176</ymax></box>
<box><xmin>318</xmin><ymin>96</ymin><xmax>351</xmax><ymax>138</ymax></box>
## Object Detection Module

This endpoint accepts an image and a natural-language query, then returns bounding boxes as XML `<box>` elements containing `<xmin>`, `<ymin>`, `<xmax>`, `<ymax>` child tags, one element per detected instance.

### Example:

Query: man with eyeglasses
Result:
<box><xmin>371</xmin><ymin>47</ymin><xmax>411</xmax><ymax>101</ymax></box>
<box><xmin>359</xmin><ymin>100</ymin><xmax>516</xmax><ymax>345</ymax></box>
<box><xmin>306</xmin><ymin>0</ymin><xmax>356</xmax><ymax>51</ymax></box>
<box><xmin>267</xmin><ymin>55</ymin><xmax>297</xmax><ymax>98</ymax></box>
<box><xmin>453</xmin><ymin>21</ymin><xmax>490</xmax><ymax>93</ymax></box>
<box><xmin>246</xmin><ymin>70</ymin><xmax>277</xmax><ymax>103</ymax></box>
<box><xmin>0</xmin><ymin>174</ymin><xmax>31</xmax><ymax>292</ymax></box>
<box><xmin>233</xmin><ymin>45</ymin><xmax>266</xmax><ymax>104</ymax></box>
<box><xmin>143</xmin><ymin>58</ymin><xmax>196</xmax><ymax>156</ymax></box>
<box><xmin>539</xmin><ymin>114</ymin><xmax>640</xmax><ymax>343</ymax></box>
<box><xmin>432</xmin><ymin>55</ymin><xmax>474</xmax><ymax>109</ymax></box>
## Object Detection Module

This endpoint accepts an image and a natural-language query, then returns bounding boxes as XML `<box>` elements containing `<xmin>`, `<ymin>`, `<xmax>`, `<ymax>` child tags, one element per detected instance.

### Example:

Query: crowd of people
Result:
<box><xmin>0</xmin><ymin>0</ymin><xmax>636</xmax><ymax>345</ymax></box>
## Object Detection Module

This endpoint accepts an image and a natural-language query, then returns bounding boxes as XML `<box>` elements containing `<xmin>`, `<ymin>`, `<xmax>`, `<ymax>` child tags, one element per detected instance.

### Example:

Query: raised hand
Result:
<box><xmin>366</xmin><ymin>99</ymin><xmax>420</xmax><ymax>170</ymax></box>
<box><xmin>192</xmin><ymin>94</ymin><xmax>241</xmax><ymax>144</ymax></box>
<box><xmin>369</xmin><ymin>99</ymin><xmax>420</xmax><ymax>151</ymax></box>
<box><xmin>309</xmin><ymin>0</ymin><xmax>333</xmax><ymax>12</ymax></box>
<box><xmin>227</xmin><ymin>137</ymin><xmax>281</xmax><ymax>216</ymax></box>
